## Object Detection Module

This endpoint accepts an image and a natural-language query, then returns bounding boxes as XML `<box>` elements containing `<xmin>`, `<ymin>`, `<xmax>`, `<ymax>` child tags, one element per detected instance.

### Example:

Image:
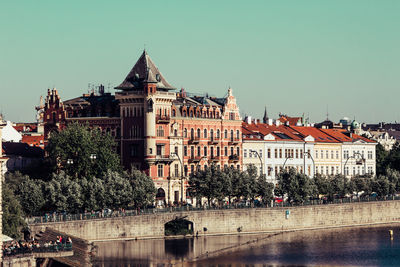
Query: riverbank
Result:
<box><xmin>29</xmin><ymin>200</ymin><xmax>400</xmax><ymax>242</ymax></box>
<box><xmin>92</xmin><ymin>223</ymin><xmax>400</xmax><ymax>266</ymax></box>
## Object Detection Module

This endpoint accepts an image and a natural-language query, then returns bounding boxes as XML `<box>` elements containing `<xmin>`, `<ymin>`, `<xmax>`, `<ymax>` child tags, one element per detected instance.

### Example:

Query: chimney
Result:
<box><xmin>275</xmin><ymin>120</ymin><xmax>281</xmax><ymax>126</ymax></box>
<box><xmin>246</xmin><ymin>116</ymin><xmax>252</xmax><ymax>124</ymax></box>
<box><xmin>254</xmin><ymin>119</ymin><xmax>257</xmax><ymax>125</ymax></box>
<box><xmin>268</xmin><ymin>118</ymin><xmax>273</xmax><ymax>126</ymax></box>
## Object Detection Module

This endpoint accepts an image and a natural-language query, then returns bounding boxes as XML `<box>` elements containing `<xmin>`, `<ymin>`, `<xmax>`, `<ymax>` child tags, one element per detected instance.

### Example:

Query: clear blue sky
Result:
<box><xmin>1</xmin><ymin>0</ymin><xmax>399</xmax><ymax>123</ymax></box>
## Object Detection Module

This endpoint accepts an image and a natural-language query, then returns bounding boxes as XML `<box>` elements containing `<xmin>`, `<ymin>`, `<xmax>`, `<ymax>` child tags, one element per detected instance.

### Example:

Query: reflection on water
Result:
<box><xmin>92</xmin><ymin>225</ymin><xmax>400</xmax><ymax>267</ymax></box>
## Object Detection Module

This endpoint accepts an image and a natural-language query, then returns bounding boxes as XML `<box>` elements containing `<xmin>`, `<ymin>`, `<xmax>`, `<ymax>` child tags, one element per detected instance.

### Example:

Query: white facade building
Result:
<box><xmin>242</xmin><ymin>121</ymin><xmax>314</xmax><ymax>184</ymax></box>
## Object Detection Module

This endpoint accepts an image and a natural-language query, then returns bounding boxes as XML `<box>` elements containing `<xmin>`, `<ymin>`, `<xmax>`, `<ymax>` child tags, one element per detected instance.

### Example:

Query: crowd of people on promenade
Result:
<box><xmin>2</xmin><ymin>236</ymin><xmax>72</xmax><ymax>257</ymax></box>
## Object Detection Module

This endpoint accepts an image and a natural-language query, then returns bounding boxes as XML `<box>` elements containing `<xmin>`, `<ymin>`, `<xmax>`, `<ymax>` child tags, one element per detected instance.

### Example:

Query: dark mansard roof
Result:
<box><xmin>115</xmin><ymin>50</ymin><xmax>175</xmax><ymax>91</ymax></box>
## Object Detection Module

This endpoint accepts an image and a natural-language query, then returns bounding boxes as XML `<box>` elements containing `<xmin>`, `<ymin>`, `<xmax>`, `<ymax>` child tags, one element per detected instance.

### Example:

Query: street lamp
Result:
<box><xmin>303</xmin><ymin>151</ymin><xmax>315</xmax><ymax>177</ymax></box>
<box><xmin>344</xmin><ymin>151</ymin><xmax>366</xmax><ymax>177</ymax></box>
<box><xmin>90</xmin><ymin>154</ymin><xmax>97</xmax><ymax>160</ymax></box>
<box><xmin>67</xmin><ymin>159</ymin><xmax>74</xmax><ymax>165</ymax></box>
<box><xmin>282</xmin><ymin>155</ymin><xmax>293</xmax><ymax>170</ymax></box>
<box><xmin>249</xmin><ymin>150</ymin><xmax>264</xmax><ymax>178</ymax></box>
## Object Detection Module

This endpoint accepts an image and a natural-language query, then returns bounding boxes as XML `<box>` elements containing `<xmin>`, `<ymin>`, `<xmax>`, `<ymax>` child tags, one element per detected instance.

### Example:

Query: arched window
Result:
<box><xmin>204</xmin><ymin>146</ymin><xmax>207</xmax><ymax>156</ymax></box>
<box><xmin>172</xmin><ymin>109</ymin><xmax>176</xmax><ymax>117</ymax></box>
<box><xmin>224</xmin><ymin>130</ymin><xmax>228</xmax><ymax>139</ymax></box>
<box><xmin>236</xmin><ymin>147</ymin><xmax>240</xmax><ymax>156</ymax></box>
<box><xmin>190</xmin><ymin>110</ymin><xmax>193</xmax><ymax>117</ymax></box>
<box><xmin>197</xmin><ymin>129</ymin><xmax>201</xmax><ymax>138</ymax></box>
<box><xmin>184</xmin><ymin>128</ymin><xmax>187</xmax><ymax>138</ymax></box>
<box><xmin>190</xmin><ymin>128</ymin><xmax>194</xmax><ymax>139</ymax></box>
<box><xmin>236</xmin><ymin>130</ymin><xmax>240</xmax><ymax>139</ymax></box>
<box><xmin>204</xmin><ymin>129</ymin><xmax>208</xmax><ymax>138</ymax></box>
<box><xmin>210</xmin><ymin>129</ymin><xmax>214</xmax><ymax>140</ymax></box>
<box><xmin>217</xmin><ymin>129</ymin><xmax>220</xmax><ymax>139</ymax></box>
<box><xmin>230</xmin><ymin>130</ymin><xmax>234</xmax><ymax>141</ymax></box>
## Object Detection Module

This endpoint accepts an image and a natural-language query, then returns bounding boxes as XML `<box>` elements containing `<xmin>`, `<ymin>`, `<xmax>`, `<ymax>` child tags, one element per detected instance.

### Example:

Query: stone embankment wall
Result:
<box><xmin>2</xmin><ymin>255</ymin><xmax>36</xmax><ymax>267</ymax></box>
<box><xmin>29</xmin><ymin>201</ymin><xmax>400</xmax><ymax>242</ymax></box>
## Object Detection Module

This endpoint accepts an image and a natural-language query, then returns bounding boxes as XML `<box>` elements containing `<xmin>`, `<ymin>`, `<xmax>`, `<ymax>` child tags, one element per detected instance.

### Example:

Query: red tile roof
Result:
<box><xmin>21</xmin><ymin>135</ymin><xmax>44</xmax><ymax>147</ymax></box>
<box><xmin>290</xmin><ymin>126</ymin><xmax>340</xmax><ymax>143</ymax></box>
<box><xmin>242</xmin><ymin>122</ymin><xmax>304</xmax><ymax>142</ymax></box>
<box><xmin>320</xmin><ymin>129</ymin><xmax>376</xmax><ymax>143</ymax></box>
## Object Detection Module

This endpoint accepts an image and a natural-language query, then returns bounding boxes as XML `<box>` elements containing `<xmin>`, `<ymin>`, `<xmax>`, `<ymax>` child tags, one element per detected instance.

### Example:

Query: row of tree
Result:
<box><xmin>189</xmin><ymin>165</ymin><xmax>274</xmax><ymax>206</ymax></box>
<box><xmin>275</xmin><ymin>168</ymin><xmax>400</xmax><ymax>203</ymax></box>
<box><xmin>188</xmin><ymin>165</ymin><xmax>400</xmax><ymax>206</ymax></box>
<box><xmin>2</xmin><ymin>123</ymin><xmax>156</xmax><ymax>238</ymax></box>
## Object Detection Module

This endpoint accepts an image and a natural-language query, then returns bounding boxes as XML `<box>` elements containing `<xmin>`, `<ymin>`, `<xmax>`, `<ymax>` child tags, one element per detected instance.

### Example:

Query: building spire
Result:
<box><xmin>263</xmin><ymin>106</ymin><xmax>268</xmax><ymax>123</ymax></box>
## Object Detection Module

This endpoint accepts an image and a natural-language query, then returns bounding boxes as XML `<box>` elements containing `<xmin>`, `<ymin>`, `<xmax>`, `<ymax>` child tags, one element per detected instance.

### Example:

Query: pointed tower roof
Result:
<box><xmin>115</xmin><ymin>50</ymin><xmax>175</xmax><ymax>90</ymax></box>
<box><xmin>263</xmin><ymin>106</ymin><xmax>269</xmax><ymax>123</ymax></box>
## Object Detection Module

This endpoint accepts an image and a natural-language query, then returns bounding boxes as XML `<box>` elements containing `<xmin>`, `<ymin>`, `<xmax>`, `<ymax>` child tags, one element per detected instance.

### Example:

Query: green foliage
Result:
<box><xmin>2</xmin><ymin>182</ymin><xmax>26</xmax><ymax>239</ymax></box>
<box><xmin>44</xmin><ymin>172</ymin><xmax>83</xmax><ymax>213</ymax></box>
<box><xmin>128</xmin><ymin>168</ymin><xmax>156</xmax><ymax>208</ymax></box>
<box><xmin>256</xmin><ymin>174</ymin><xmax>274</xmax><ymax>204</ymax></box>
<box><xmin>17</xmin><ymin>177</ymin><xmax>45</xmax><ymax>216</ymax></box>
<box><xmin>189</xmin><ymin>164</ymin><xmax>274</xmax><ymax>206</ymax></box>
<box><xmin>375</xmin><ymin>143</ymin><xmax>389</xmax><ymax>175</ymax></box>
<box><xmin>102</xmin><ymin>170</ymin><xmax>134</xmax><ymax>209</ymax></box>
<box><xmin>46</xmin><ymin>122</ymin><xmax>121</xmax><ymax>178</ymax></box>
<box><xmin>189</xmin><ymin>165</ymin><xmax>224</xmax><ymax>205</ymax></box>
<box><xmin>276</xmin><ymin>168</ymin><xmax>312</xmax><ymax>203</ymax></box>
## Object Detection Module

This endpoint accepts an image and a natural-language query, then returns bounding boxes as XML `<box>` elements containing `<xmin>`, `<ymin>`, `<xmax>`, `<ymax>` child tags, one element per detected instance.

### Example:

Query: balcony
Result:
<box><xmin>211</xmin><ymin>156</ymin><xmax>221</xmax><ymax>162</ymax></box>
<box><xmin>154</xmin><ymin>154</ymin><xmax>174</xmax><ymax>163</ymax></box>
<box><xmin>228</xmin><ymin>138</ymin><xmax>240</xmax><ymax>145</ymax></box>
<box><xmin>228</xmin><ymin>154</ymin><xmax>240</xmax><ymax>162</ymax></box>
<box><xmin>188</xmin><ymin>137</ymin><xmax>200</xmax><ymax>144</ymax></box>
<box><xmin>188</xmin><ymin>156</ymin><xmax>202</xmax><ymax>163</ymax></box>
<box><xmin>208</xmin><ymin>138</ymin><xmax>220</xmax><ymax>144</ymax></box>
<box><xmin>156</xmin><ymin>115</ymin><xmax>170</xmax><ymax>124</ymax></box>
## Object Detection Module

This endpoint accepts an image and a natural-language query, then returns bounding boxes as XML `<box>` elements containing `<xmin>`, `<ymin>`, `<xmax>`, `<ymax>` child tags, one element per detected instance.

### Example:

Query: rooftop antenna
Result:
<box><xmin>107</xmin><ymin>83</ymin><xmax>111</xmax><ymax>93</ymax></box>
<box><xmin>326</xmin><ymin>104</ymin><xmax>329</xmax><ymax>120</ymax></box>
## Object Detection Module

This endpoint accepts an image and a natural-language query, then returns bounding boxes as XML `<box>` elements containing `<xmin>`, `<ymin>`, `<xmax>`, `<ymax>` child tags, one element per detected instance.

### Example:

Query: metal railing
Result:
<box><xmin>3</xmin><ymin>243</ymin><xmax>72</xmax><ymax>257</ymax></box>
<box><xmin>26</xmin><ymin>195</ymin><xmax>400</xmax><ymax>225</ymax></box>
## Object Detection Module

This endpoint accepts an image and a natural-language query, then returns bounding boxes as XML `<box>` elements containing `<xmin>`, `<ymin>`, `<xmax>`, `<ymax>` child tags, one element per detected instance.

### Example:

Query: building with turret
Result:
<box><xmin>40</xmin><ymin>50</ymin><xmax>243</xmax><ymax>205</ymax></box>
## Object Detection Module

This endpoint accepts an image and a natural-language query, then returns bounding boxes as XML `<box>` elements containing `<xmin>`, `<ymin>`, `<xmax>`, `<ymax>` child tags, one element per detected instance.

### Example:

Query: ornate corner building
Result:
<box><xmin>40</xmin><ymin>51</ymin><xmax>242</xmax><ymax>205</ymax></box>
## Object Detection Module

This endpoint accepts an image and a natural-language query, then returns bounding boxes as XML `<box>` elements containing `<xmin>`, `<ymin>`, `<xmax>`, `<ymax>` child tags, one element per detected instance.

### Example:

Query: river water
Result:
<box><xmin>92</xmin><ymin>224</ymin><xmax>400</xmax><ymax>267</ymax></box>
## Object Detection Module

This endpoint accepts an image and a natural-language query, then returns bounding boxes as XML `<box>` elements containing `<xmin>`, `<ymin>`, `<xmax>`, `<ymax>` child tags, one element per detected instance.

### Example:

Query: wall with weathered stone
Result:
<box><xmin>2</xmin><ymin>255</ymin><xmax>36</xmax><ymax>267</ymax></box>
<box><xmin>30</xmin><ymin>201</ymin><xmax>400</xmax><ymax>242</ymax></box>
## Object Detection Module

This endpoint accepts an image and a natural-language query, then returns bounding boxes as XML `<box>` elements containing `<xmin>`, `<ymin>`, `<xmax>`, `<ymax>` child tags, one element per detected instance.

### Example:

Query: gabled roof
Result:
<box><xmin>319</xmin><ymin>129</ymin><xmax>353</xmax><ymax>142</ymax></box>
<box><xmin>320</xmin><ymin>129</ymin><xmax>375</xmax><ymax>143</ymax></box>
<box><xmin>242</xmin><ymin>122</ymin><xmax>304</xmax><ymax>142</ymax></box>
<box><xmin>115</xmin><ymin>50</ymin><xmax>175</xmax><ymax>90</ymax></box>
<box><xmin>290</xmin><ymin>126</ymin><xmax>340</xmax><ymax>143</ymax></box>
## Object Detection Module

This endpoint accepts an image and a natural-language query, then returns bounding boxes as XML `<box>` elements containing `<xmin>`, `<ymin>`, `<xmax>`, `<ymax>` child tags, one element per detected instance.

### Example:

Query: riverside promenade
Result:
<box><xmin>28</xmin><ymin>197</ymin><xmax>400</xmax><ymax>242</ymax></box>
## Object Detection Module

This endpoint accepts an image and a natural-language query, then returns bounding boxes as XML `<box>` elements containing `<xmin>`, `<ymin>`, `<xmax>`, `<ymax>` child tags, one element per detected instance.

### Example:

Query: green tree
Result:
<box><xmin>127</xmin><ymin>168</ymin><xmax>156</xmax><ymax>208</ymax></box>
<box><xmin>373</xmin><ymin>175</ymin><xmax>393</xmax><ymax>198</ymax></box>
<box><xmin>189</xmin><ymin>165</ymin><xmax>224</xmax><ymax>206</ymax></box>
<box><xmin>80</xmin><ymin>176</ymin><xmax>106</xmax><ymax>211</ymax></box>
<box><xmin>329</xmin><ymin>174</ymin><xmax>348</xmax><ymax>199</ymax></box>
<box><xmin>255</xmin><ymin>174</ymin><xmax>274</xmax><ymax>205</ymax></box>
<box><xmin>2</xmin><ymin>183</ymin><xmax>26</xmax><ymax>239</ymax></box>
<box><xmin>386</xmin><ymin>168</ymin><xmax>400</xmax><ymax>192</ymax></box>
<box><xmin>241</xmin><ymin>165</ymin><xmax>258</xmax><ymax>201</ymax></box>
<box><xmin>44</xmin><ymin>172</ymin><xmax>83</xmax><ymax>213</ymax></box>
<box><xmin>312</xmin><ymin>174</ymin><xmax>331</xmax><ymax>198</ymax></box>
<box><xmin>276</xmin><ymin>168</ymin><xmax>312</xmax><ymax>204</ymax></box>
<box><xmin>46</xmin><ymin>122</ymin><xmax>121</xmax><ymax>178</ymax></box>
<box><xmin>102</xmin><ymin>170</ymin><xmax>133</xmax><ymax>209</ymax></box>
<box><xmin>375</xmin><ymin>143</ymin><xmax>388</xmax><ymax>175</ymax></box>
<box><xmin>16</xmin><ymin>177</ymin><xmax>45</xmax><ymax>216</ymax></box>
